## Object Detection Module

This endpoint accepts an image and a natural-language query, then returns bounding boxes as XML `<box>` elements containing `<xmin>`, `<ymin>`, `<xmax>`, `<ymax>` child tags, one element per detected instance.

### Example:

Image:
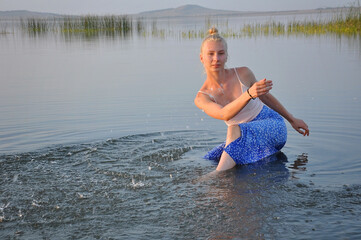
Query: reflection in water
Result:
<box><xmin>289</xmin><ymin>153</ymin><xmax>309</xmax><ymax>180</ymax></box>
<box><xmin>289</xmin><ymin>153</ymin><xmax>308</xmax><ymax>171</ymax></box>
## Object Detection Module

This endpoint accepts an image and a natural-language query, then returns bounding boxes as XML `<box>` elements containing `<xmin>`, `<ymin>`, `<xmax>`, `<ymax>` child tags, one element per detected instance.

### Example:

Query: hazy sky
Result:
<box><xmin>0</xmin><ymin>0</ymin><xmax>355</xmax><ymax>15</ymax></box>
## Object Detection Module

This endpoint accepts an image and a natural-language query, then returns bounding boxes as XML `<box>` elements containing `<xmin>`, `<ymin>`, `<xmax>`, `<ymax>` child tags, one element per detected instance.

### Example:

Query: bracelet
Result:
<box><xmin>247</xmin><ymin>89</ymin><xmax>255</xmax><ymax>100</ymax></box>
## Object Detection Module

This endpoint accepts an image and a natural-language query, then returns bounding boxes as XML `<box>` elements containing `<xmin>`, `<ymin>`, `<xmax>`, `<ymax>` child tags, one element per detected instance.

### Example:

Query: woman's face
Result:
<box><xmin>200</xmin><ymin>40</ymin><xmax>227</xmax><ymax>72</ymax></box>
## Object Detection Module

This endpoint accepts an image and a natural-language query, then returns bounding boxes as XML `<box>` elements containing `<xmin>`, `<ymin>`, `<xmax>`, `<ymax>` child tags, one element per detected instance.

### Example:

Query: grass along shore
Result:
<box><xmin>238</xmin><ymin>5</ymin><xmax>361</xmax><ymax>37</ymax></box>
<box><xmin>12</xmin><ymin>5</ymin><xmax>361</xmax><ymax>38</ymax></box>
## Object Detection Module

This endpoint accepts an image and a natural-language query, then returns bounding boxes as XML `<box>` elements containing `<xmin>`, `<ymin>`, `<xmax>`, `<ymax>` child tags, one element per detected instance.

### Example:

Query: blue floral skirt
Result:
<box><xmin>204</xmin><ymin>105</ymin><xmax>287</xmax><ymax>165</ymax></box>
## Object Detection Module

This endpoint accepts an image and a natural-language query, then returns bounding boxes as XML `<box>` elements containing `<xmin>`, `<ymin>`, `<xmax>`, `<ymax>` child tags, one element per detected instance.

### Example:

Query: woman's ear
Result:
<box><xmin>200</xmin><ymin>53</ymin><xmax>204</xmax><ymax>63</ymax></box>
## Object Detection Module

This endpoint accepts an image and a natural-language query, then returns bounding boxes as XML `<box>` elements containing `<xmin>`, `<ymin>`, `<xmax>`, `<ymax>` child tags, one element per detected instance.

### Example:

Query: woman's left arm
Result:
<box><xmin>259</xmin><ymin>93</ymin><xmax>310</xmax><ymax>136</ymax></box>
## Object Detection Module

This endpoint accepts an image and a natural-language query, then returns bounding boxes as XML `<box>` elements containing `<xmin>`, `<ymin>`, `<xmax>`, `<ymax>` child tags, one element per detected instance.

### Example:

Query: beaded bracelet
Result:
<box><xmin>247</xmin><ymin>89</ymin><xmax>255</xmax><ymax>100</ymax></box>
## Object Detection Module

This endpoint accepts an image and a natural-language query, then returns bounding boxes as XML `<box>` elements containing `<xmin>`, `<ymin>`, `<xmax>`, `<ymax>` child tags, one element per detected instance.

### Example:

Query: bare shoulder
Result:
<box><xmin>194</xmin><ymin>90</ymin><xmax>209</xmax><ymax>109</ymax></box>
<box><xmin>235</xmin><ymin>66</ymin><xmax>251</xmax><ymax>74</ymax></box>
<box><xmin>234</xmin><ymin>67</ymin><xmax>257</xmax><ymax>87</ymax></box>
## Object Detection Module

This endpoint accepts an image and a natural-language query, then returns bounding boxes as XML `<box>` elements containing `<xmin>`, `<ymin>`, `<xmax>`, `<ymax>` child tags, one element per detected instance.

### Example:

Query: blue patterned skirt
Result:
<box><xmin>204</xmin><ymin>105</ymin><xmax>287</xmax><ymax>165</ymax></box>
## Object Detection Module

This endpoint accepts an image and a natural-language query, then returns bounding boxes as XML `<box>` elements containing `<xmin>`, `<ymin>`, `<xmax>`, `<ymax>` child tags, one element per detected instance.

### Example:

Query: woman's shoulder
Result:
<box><xmin>233</xmin><ymin>66</ymin><xmax>253</xmax><ymax>75</ymax></box>
<box><xmin>197</xmin><ymin>83</ymin><xmax>210</xmax><ymax>94</ymax></box>
<box><xmin>195</xmin><ymin>85</ymin><xmax>210</xmax><ymax>99</ymax></box>
<box><xmin>233</xmin><ymin>66</ymin><xmax>256</xmax><ymax>87</ymax></box>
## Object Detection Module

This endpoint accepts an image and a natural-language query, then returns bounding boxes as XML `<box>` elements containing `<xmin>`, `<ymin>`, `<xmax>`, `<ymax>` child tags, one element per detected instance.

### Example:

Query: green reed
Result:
<box><xmin>21</xmin><ymin>18</ymin><xmax>50</xmax><ymax>34</ymax></box>
<box><xmin>0</xmin><ymin>26</ymin><xmax>7</xmax><ymax>34</ymax></box>
<box><xmin>15</xmin><ymin>3</ymin><xmax>360</xmax><ymax>39</ymax></box>
<box><xmin>0</xmin><ymin>21</ymin><xmax>9</xmax><ymax>34</ymax></box>
<box><xmin>17</xmin><ymin>15</ymin><xmax>135</xmax><ymax>38</ymax></box>
<box><xmin>240</xmin><ymin>5</ymin><xmax>361</xmax><ymax>37</ymax></box>
<box><xmin>60</xmin><ymin>15</ymin><xmax>133</xmax><ymax>36</ymax></box>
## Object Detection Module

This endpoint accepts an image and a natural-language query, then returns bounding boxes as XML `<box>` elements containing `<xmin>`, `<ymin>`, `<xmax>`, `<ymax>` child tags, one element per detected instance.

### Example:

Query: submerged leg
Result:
<box><xmin>216</xmin><ymin>125</ymin><xmax>241</xmax><ymax>171</ymax></box>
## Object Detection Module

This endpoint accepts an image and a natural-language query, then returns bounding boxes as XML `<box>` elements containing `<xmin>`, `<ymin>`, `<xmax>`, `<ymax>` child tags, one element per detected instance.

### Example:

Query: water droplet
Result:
<box><xmin>32</xmin><ymin>200</ymin><xmax>41</xmax><ymax>207</ymax></box>
<box><xmin>13</xmin><ymin>174</ymin><xmax>18</xmax><ymax>183</ymax></box>
<box><xmin>89</xmin><ymin>147</ymin><xmax>97</xmax><ymax>152</ymax></box>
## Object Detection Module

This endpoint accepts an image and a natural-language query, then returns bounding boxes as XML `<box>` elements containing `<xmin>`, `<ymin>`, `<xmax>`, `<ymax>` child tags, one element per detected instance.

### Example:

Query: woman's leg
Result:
<box><xmin>216</xmin><ymin>125</ymin><xmax>241</xmax><ymax>171</ymax></box>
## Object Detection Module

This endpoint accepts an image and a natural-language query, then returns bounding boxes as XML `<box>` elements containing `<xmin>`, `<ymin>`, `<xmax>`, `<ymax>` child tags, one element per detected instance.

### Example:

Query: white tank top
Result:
<box><xmin>199</xmin><ymin>68</ymin><xmax>264</xmax><ymax>126</ymax></box>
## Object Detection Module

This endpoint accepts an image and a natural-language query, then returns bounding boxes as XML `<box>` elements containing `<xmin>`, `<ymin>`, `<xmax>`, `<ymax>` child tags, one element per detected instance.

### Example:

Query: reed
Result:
<box><xmin>240</xmin><ymin>4</ymin><xmax>361</xmax><ymax>37</ymax></box>
<box><xmin>14</xmin><ymin>3</ymin><xmax>361</xmax><ymax>39</ymax></box>
<box><xmin>21</xmin><ymin>18</ymin><xmax>50</xmax><ymax>34</ymax></box>
<box><xmin>16</xmin><ymin>15</ymin><xmax>133</xmax><ymax>38</ymax></box>
<box><xmin>60</xmin><ymin>15</ymin><xmax>133</xmax><ymax>36</ymax></box>
<box><xmin>286</xmin><ymin>7</ymin><xmax>361</xmax><ymax>36</ymax></box>
<box><xmin>327</xmin><ymin>4</ymin><xmax>361</xmax><ymax>35</ymax></box>
<box><xmin>0</xmin><ymin>24</ymin><xmax>7</xmax><ymax>34</ymax></box>
<box><xmin>135</xmin><ymin>18</ymin><xmax>145</xmax><ymax>35</ymax></box>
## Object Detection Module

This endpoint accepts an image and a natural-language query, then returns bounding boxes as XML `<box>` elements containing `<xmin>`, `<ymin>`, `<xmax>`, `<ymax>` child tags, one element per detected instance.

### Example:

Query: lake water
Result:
<box><xmin>1</xmin><ymin>14</ymin><xmax>361</xmax><ymax>239</ymax></box>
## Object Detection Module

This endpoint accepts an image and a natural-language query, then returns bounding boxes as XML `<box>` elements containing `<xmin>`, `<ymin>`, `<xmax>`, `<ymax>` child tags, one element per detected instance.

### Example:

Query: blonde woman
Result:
<box><xmin>195</xmin><ymin>28</ymin><xmax>309</xmax><ymax>171</ymax></box>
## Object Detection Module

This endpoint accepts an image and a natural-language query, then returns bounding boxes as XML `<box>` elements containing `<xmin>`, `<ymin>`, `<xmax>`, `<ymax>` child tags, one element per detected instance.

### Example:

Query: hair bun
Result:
<box><xmin>208</xmin><ymin>27</ymin><xmax>218</xmax><ymax>35</ymax></box>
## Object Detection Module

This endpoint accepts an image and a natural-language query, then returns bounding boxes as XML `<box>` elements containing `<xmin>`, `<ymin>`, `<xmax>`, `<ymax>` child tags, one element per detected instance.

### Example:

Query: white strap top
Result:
<box><xmin>199</xmin><ymin>68</ymin><xmax>264</xmax><ymax>126</ymax></box>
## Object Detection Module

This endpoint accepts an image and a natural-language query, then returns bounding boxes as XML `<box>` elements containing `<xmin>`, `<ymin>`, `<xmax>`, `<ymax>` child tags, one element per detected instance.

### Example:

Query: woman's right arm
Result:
<box><xmin>194</xmin><ymin>78</ymin><xmax>271</xmax><ymax>121</ymax></box>
<box><xmin>194</xmin><ymin>91</ymin><xmax>251</xmax><ymax>121</ymax></box>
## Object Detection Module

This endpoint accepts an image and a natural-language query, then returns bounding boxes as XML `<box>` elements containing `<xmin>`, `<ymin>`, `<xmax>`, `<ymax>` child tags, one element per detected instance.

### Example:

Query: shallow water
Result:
<box><xmin>1</xmin><ymin>132</ymin><xmax>361</xmax><ymax>239</ymax></box>
<box><xmin>1</xmin><ymin>15</ymin><xmax>361</xmax><ymax>239</ymax></box>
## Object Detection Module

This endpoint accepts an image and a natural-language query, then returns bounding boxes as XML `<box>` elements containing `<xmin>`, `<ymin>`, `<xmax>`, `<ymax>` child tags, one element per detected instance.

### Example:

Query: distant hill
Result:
<box><xmin>0</xmin><ymin>5</ymin><xmax>350</xmax><ymax>19</ymax></box>
<box><xmin>137</xmin><ymin>4</ymin><xmax>247</xmax><ymax>18</ymax></box>
<box><xmin>0</xmin><ymin>10</ymin><xmax>64</xmax><ymax>19</ymax></box>
<box><xmin>136</xmin><ymin>4</ymin><xmax>348</xmax><ymax>18</ymax></box>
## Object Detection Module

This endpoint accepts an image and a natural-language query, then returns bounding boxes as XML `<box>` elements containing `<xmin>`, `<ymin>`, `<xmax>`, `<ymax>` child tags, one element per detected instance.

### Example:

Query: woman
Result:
<box><xmin>195</xmin><ymin>27</ymin><xmax>309</xmax><ymax>171</ymax></box>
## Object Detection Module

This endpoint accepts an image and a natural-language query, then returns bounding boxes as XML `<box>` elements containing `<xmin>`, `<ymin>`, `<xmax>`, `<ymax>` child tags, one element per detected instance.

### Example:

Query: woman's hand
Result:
<box><xmin>290</xmin><ymin>118</ymin><xmax>310</xmax><ymax>136</ymax></box>
<box><xmin>248</xmin><ymin>78</ymin><xmax>273</xmax><ymax>99</ymax></box>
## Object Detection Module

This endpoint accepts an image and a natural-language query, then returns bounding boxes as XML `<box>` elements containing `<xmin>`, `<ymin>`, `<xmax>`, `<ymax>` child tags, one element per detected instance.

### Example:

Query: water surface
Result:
<box><xmin>1</xmin><ymin>15</ymin><xmax>361</xmax><ymax>239</ymax></box>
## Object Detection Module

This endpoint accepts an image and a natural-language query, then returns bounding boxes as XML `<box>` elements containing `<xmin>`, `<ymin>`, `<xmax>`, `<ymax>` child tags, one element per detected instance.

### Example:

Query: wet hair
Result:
<box><xmin>200</xmin><ymin>27</ymin><xmax>228</xmax><ymax>54</ymax></box>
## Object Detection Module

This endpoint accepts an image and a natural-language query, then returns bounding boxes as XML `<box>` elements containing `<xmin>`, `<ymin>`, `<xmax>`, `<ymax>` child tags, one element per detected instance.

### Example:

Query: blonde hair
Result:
<box><xmin>200</xmin><ymin>27</ymin><xmax>228</xmax><ymax>54</ymax></box>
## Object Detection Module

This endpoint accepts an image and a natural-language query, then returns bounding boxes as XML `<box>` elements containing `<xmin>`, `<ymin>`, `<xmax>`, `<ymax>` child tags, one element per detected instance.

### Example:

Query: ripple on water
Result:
<box><xmin>1</xmin><ymin>130</ymin><xmax>361</xmax><ymax>239</ymax></box>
